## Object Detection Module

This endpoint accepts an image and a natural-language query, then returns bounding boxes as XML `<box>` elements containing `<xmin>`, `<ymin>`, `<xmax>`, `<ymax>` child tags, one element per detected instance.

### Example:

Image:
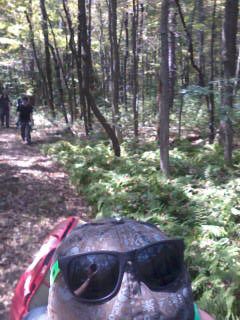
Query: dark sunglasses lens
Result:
<box><xmin>67</xmin><ymin>253</ymin><xmax>119</xmax><ymax>300</ymax></box>
<box><xmin>137</xmin><ymin>241</ymin><xmax>183</xmax><ymax>289</ymax></box>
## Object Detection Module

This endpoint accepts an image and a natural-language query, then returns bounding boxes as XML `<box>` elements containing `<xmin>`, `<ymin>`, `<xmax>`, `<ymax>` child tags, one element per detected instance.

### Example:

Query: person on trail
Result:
<box><xmin>0</xmin><ymin>91</ymin><xmax>10</xmax><ymax>128</ymax></box>
<box><xmin>22</xmin><ymin>218</ymin><xmax>215</xmax><ymax>320</ymax></box>
<box><xmin>17</xmin><ymin>95</ymin><xmax>33</xmax><ymax>145</ymax></box>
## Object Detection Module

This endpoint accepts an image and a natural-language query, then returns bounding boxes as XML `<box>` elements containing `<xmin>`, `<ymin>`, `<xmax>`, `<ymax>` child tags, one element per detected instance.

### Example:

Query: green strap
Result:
<box><xmin>50</xmin><ymin>260</ymin><xmax>60</xmax><ymax>286</ymax></box>
<box><xmin>194</xmin><ymin>304</ymin><xmax>201</xmax><ymax>320</ymax></box>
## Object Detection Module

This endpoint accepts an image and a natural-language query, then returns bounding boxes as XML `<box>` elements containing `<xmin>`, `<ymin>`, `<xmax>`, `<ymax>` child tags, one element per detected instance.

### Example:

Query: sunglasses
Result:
<box><xmin>50</xmin><ymin>239</ymin><xmax>184</xmax><ymax>304</ymax></box>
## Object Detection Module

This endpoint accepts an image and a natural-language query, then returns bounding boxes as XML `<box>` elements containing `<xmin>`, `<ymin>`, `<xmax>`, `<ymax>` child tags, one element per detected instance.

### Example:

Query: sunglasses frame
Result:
<box><xmin>53</xmin><ymin>238</ymin><xmax>184</xmax><ymax>304</ymax></box>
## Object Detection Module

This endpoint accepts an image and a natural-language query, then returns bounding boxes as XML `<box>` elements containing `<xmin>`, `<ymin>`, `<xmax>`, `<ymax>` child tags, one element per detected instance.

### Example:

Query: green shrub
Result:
<box><xmin>44</xmin><ymin>139</ymin><xmax>240</xmax><ymax>320</ymax></box>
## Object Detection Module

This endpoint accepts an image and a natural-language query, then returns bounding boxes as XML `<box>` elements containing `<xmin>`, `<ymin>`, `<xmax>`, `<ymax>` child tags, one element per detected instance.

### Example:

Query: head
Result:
<box><xmin>48</xmin><ymin>218</ymin><xmax>195</xmax><ymax>320</ymax></box>
<box><xmin>22</xmin><ymin>96</ymin><xmax>29</xmax><ymax>106</ymax></box>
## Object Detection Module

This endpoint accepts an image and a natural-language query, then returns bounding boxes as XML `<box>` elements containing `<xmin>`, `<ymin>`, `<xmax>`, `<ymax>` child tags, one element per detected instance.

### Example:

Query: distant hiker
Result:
<box><xmin>17</xmin><ymin>95</ymin><xmax>34</xmax><ymax>145</ymax></box>
<box><xmin>0</xmin><ymin>92</ymin><xmax>10</xmax><ymax>128</ymax></box>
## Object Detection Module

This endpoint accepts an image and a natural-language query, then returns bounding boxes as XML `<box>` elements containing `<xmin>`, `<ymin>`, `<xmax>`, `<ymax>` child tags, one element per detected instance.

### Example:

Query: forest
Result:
<box><xmin>0</xmin><ymin>0</ymin><xmax>240</xmax><ymax>319</ymax></box>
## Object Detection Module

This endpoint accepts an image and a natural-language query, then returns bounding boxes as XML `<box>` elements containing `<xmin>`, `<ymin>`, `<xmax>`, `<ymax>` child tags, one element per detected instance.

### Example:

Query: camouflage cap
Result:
<box><xmin>48</xmin><ymin>218</ymin><xmax>194</xmax><ymax>320</ymax></box>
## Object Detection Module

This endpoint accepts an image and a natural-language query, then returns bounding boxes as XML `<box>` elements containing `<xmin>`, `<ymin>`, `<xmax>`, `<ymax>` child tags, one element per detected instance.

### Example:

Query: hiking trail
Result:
<box><xmin>0</xmin><ymin>127</ymin><xmax>90</xmax><ymax>319</ymax></box>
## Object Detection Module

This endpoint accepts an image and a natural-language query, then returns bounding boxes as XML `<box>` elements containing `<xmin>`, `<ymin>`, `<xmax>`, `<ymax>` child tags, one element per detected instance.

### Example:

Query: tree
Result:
<box><xmin>49</xmin><ymin>43</ymin><xmax>69</xmax><ymax>125</ymax></box>
<box><xmin>123</xmin><ymin>10</ymin><xmax>129</xmax><ymax>109</ymax></box>
<box><xmin>209</xmin><ymin>0</ymin><xmax>217</xmax><ymax>143</ymax></box>
<box><xmin>25</xmin><ymin>5</ymin><xmax>48</xmax><ymax>105</ymax></box>
<box><xmin>79</xmin><ymin>0</ymin><xmax>121</xmax><ymax>157</ymax></box>
<box><xmin>220</xmin><ymin>0</ymin><xmax>239</xmax><ymax>165</ymax></box>
<box><xmin>169</xmin><ymin>1</ymin><xmax>177</xmax><ymax>108</ymax></box>
<box><xmin>48</xmin><ymin>18</ymin><xmax>74</xmax><ymax>123</ymax></box>
<box><xmin>97</xmin><ymin>3</ymin><xmax>108</xmax><ymax>98</ymax></box>
<box><xmin>131</xmin><ymin>0</ymin><xmax>139</xmax><ymax>138</ymax></box>
<box><xmin>108</xmin><ymin>0</ymin><xmax>122</xmax><ymax>142</ymax></box>
<box><xmin>159</xmin><ymin>0</ymin><xmax>170</xmax><ymax>176</ymax></box>
<box><xmin>39</xmin><ymin>0</ymin><xmax>55</xmax><ymax>117</ymax></box>
<box><xmin>62</xmin><ymin>0</ymin><xmax>88</xmax><ymax>133</ymax></box>
<box><xmin>175</xmin><ymin>0</ymin><xmax>214</xmax><ymax>143</ymax></box>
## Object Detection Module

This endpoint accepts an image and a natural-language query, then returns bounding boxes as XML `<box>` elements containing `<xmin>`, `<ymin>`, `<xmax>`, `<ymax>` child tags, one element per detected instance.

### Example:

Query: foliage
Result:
<box><xmin>44</xmin><ymin>138</ymin><xmax>240</xmax><ymax>320</ymax></box>
<box><xmin>0</xmin><ymin>0</ymin><xmax>239</xmax><ymax>318</ymax></box>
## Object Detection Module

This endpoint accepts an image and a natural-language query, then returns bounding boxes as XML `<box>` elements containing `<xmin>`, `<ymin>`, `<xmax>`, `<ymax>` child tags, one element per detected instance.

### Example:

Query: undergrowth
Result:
<box><xmin>43</xmin><ymin>139</ymin><xmax>240</xmax><ymax>320</ymax></box>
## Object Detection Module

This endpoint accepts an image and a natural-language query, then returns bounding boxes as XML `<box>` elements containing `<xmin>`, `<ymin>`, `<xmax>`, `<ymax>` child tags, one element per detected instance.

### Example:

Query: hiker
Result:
<box><xmin>23</xmin><ymin>218</ymin><xmax>215</xmax><ymax>320</ymax></box>
<box><xmin>17</xmin><ymin>95</ymin><xmax>34</xmax><ymax>144</ymax></box>
<box><xmin>0</xmin><ymin>91</ymin><xmax>10</xmax><ymax>128</ymax></box>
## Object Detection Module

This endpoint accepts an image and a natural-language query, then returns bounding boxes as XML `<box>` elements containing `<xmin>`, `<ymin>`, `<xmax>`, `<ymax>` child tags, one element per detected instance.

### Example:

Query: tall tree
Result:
<box><xmin>79</xmin><ymin>0</ymin><xmax>121</xmax><ymax>156</ymax></box>
<box><xmin>175</xmin><ymin>0</ymin><xmax>204</xmax><ymax>86</ymax></box>
<box><xmin>220</xmin><ymin>0</ymin><xmax>239</xmax><ymax>164</ymax></box>
<box><xmin>97</xmin><ymin>3</ymin><xmax>107</xmax><ymax>97</ymax></box>
<box><xmin>48</xmin><ymin>18</ymin><xmax>74</xmax><ymax>122</ymax></box>
<box><xmin>87</xmin><ymin>0</ymin><xmax>93</xmax><ymax>130</ymax></box>
<box><xmin>159</xmin><ymin>0</ymin><xmax>170</xmax><ymax>176</ymax></box>
<box><xmin>123</xmin><ymin>10</ymin><xmax>129</xmax><ymax>109</ymax></box>
<box><xmin>196</xmin><ymin>0</ymin><xmax>205</xmax><ymax>82</ymax></box>
<box><xmin>169</xmin><ymin>0</ymin><xmax>177</xmax><ymax>108</ymax></box>
<box><xmin>25</xmin><ymin>8</ymin><xmax>48</xmax><ymax>104</ymax></box>
<box><xmin>132</xmin><ymin>0</ymin><xmax>139</xmax><ymax>138</ymax></box>
<box><xmin>49</xmin><ymin>43</ymin><xmax>69</xmax><ymax>125</ymax></box>
<box><xmin>108</xmin><ymin>0</ymin><xmax>122</xmax><ymax>142</ymax></box>
<box><xmin>209</xmin><ymin>0</ymin><xmax>217</xmax><ymax>143</ymax></box>
<box><xmin>175</xmin><ymin>0</ymin><xmax>214</xmax><ymax>143</ymax></box>
<box><xmin>39</xmin><ymin>0</ymin><xmax>55</xmax><ymax>117</ymax></box>
<box><xmin>138</xmin><ymin>3</ymin><xmax>145</xmax><ymax>123</ymax></box>
<box><xmin>62</xmin><ymin>0</ymin><xmax>88</xmax><ymax>132</ymax></box>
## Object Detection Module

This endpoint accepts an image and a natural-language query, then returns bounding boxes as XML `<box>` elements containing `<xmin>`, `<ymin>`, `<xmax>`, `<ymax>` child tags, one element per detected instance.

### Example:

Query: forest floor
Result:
<box><xmin>0</xmin><ymin>125</ymin><xmax>90</xmax><ymax>320</ymax></box>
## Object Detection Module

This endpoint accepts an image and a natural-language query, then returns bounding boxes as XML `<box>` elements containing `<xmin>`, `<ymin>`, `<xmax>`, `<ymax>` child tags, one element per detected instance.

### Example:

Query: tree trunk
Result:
<box><xmin>98</xmin><ymin>4</ymin><xmax>107</xmax><ymax>97</ymax></box>
<box><xmin>169</xmin><ymin>0</ymin><xmax>177</xmax><ymax>108</ymax></box>
<box><xmin>63</xmin><ymin>0</ymin><xmax>88</xmax><ymax>133</ymax></box>
<box><xmin>196</xmin><ymin>0</ymin><xmax>205</xmax><ymax>83</ymax></box>
<box><xmin>87</xmin><ymin>0</ymin><xmax>92</xmax><ymax>130</ymax></box>
<box><xmin>70</xmin><ymin>59</ymin><xmax>78</xmax><ymax>122</ymax></box>
<box><xmin>220</xmin><ymin>0</ymin><xmax>239</xmax><ymax>165</ymax></box>
<box><xmin>79</xmin><ymin>0</ymin><xmax>120</xmax><ymax>157</ymax></box>
<box><xmin>88</xmin><ymin>0</ymin><xmax>92</xmax><ymax>52</ymax></box>
<box><xmin>123</xmin><ymin>10</ymin><xmax>129</xmax><ymax>109</ymax></box>
<box><xmin>234</xmin><ymin>44</ymin><xmax>240</xmax><ymax>95</ymax></box>
<box><xmin>49</xmin><ymin>43</ymin><xmax>69</xmax><ymax>125</ymax></box>
<box><xmin>108</xmin><ymin>0</ymin><xmax>122</xmax><ymax>142</ymax></box>
<box><xmin>39</xmin><ymin>0</ymin><xmax>55</xmax><ymax>118</ymax></box>
<box><xmin>132</xmin><ymin>0</ymin><xmax>139</xmax><ymax>138</ymax></box>
<box><xmin>178</xmin><ymin>94</ymin><xmax>184</xmax><ymax>139</ymax></box>
<box><xmin>48</xmin><ymin>18</ymin><xmax>74</xmax><ymax>123</ymax></box>
<box><xmin>175</xmin><ymin>0</ymin><xmax>204</xmax><ymax>86</ymax></box>
<box><xmin>178</xmin><ymin>35</ymin><xmax>189</xmax><ymax>140</ymax></box>
<box><xmin>25</xmin><ymin>10</ymin><xmax>48</xmax><ymax>105</ymax></box>
<box><xmin>159</xmin><ymin>0</ymin><xmax>170</xmax><ymax>176</ymax></box>
<box><xmin>138</xmin><ymin>3</ymin><xmax>145</xmax><ymax>124</ymax></box>
<box><xmin>176</xmin><ymin>0</ymin><xmax>212</xmax><ymax>142</ymax></box>
<box><xmin>208</xmin><ymin>0</ymin><xmax>217</xmax><ymax>143</ymax></box>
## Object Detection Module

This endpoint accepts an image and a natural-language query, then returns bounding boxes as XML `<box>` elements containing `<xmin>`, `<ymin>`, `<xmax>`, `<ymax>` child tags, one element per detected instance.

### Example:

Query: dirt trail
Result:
<box><xmin>0</xmin><ymin>127</ymin><xmax>90</xmax><ymax>319</ymax></box>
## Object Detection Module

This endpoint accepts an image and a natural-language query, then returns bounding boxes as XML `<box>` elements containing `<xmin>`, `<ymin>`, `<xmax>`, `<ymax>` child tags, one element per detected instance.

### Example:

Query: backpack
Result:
<box><xmin>10</xmin><ymin>217</ymin><xmax>79</xmax><ymax>320</ymax></box>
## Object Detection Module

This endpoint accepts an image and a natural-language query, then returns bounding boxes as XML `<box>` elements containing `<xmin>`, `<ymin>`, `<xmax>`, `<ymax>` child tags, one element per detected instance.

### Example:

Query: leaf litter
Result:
<box><xmin>0</xmin><ymin>127</ymin><xmax>91</xmax><ymax>319</ymax></box>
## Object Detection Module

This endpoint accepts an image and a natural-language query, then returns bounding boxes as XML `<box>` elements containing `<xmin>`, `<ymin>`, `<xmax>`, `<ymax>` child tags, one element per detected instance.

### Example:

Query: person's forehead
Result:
<box><xmin>57</xmin><ymin>219</ymin><xmax>168</xmax><ymax>257</ymax></box>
